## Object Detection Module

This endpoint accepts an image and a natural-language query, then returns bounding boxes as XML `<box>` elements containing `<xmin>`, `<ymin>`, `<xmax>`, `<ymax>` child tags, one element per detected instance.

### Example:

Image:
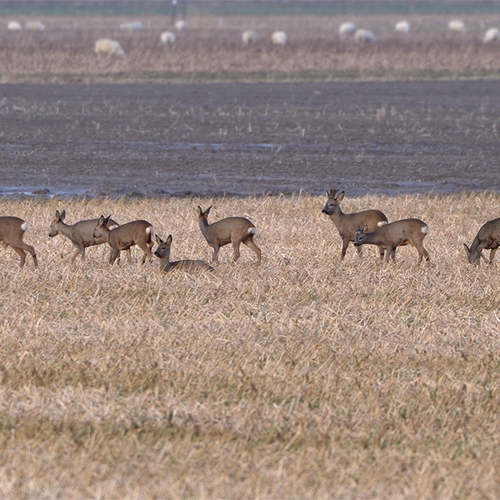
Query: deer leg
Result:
<box><xmin>212</xmin><ymin>245</ymin><xmax>220</xmax><ymax>263</ymax></box>
<box><xmin>379</xmin><ymin>246</ymin><xmax>385</xmax><ymax>262</ymax></box>
<box><xmin>489</xmin><ymin>247</ymin><xmax>498</xmax><ymax>264</ymax></box>
<box><xmin>19</xmin><ymin>242</ymin><xmax>38</xmax><ymax>267</ymax></box>
<box><xmin>71</xmin><ymin>244</ymin><xmax>84</xmax><ymax>262</ymax></box>
<box><xmin>340</xmin><ymin>239</ymin><xmax>349</xmax><ymax>260</ymax></box>
<box><xmin>356</xmin><ymin>244</ymin><xmax>363</xmax><ymax>258</ymax></box>
<box><xmin>125</xmin><ymin>248</ymin><xmax>132</xmax><ymax>264</ymax></box>
<box><xmin>243</xmin><ymin>236</ymin><xmax>261</xmax><ymax>263</ymax></box>
<box><xmin>232</xmin><ymin>240</ymin><xmax>241</xmax><ymax>262</ymax></box>
<box><xmin>109</xmin><ymin>248</ymin><xmax>120</xmax><ymax>265</ymax></box>
<box><xmin>414</xmin><ymin>242</ymin><xmax>430</xmax><ymax>264</ymax></box>
<box><xmin>137</xmin><ymin>242</ymin><xmax>153</xmax><ymax>264</ymax></box>
<box><xmin>11</xmin><ymin>246</ymin><xmax>27</xmax><ymax>267</ymax></box>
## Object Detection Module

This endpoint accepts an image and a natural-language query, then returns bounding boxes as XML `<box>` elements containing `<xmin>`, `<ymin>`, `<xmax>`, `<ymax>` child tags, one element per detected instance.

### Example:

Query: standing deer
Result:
<box><xmin>322</xmin><ymin>189</ymin><xmax>388</xmax><ymax>260</ymax></box>
<box><xmin>354</xmin><ymin>218</ymin><xmax>430</xmax><ymax>263</ymax></box>
<box><xmin>197</xmin><ymin>206</ymin><xmax>261</xmax><ymax>263</ymax></box>
<box><xmin>154</xmin><ymin>235</ymin><xmax>214</xmax><ymax>272</ymax></box>
<box><xmin>0</xmin><ymin>216</ymin><xmax>38</xmax><ymax>268</ymax></box>
<box><xmin>93</xmin><ymin>216</ymin><xmax>155</xmax><ymax>265</ymax></box>
<box><xmin>48</xmin><ymin>210</ymin><xmax>131</xmax><ymax>263</ymax></box>
<box><xmin>464</xmin><ymin>217</ymin><xmax>500</xmax><ymax>265</ymax></box>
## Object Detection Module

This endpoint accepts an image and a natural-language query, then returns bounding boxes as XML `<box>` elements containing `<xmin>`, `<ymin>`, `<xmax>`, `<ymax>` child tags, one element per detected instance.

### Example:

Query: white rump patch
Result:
<box><xmin>109</xmin><ymin>224</ymin><xmax>119</xmax><ymax>230</ymax></box>
<box><xmin>247</xmin><ymin>227</ymin><xmax>256</xmax><ymax>235</ymax></box>
<box><xmin>378</xmin><ymin>221</ymin><xmax>388</xmax><ymax>227</ymax></box>
<box><xmin>21</xmin><ymin>221</ymin><xmax>28</xmax><ymax>231</ymax></box>
<box><xmin>421</xmin><ymin>225</ymin><xmax>429</xmax><ymax>234</ymax></box>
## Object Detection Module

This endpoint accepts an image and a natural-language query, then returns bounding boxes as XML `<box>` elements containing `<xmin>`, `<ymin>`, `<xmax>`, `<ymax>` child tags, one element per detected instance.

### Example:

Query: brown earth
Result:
<box><xmin>0</xmin><ymin>79</ymin><xmax>499</xmax><ymax>198</ymax></box>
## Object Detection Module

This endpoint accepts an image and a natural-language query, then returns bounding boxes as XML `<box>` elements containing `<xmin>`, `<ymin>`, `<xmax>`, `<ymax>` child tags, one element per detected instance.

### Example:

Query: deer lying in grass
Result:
<box><xmin>49</xmin><ymin>210</ymin><xmax>131</xmax><ymax>263</ymax></box>
<box><xmin>197</xmin><ymin>206</ymin><xmax>261</xmax><ymax>263</ymax></box>
<box><xmin>464</xmin><ymin>217</ymin><xmax>500</xmax><ymax>265</ymax></box>
<box><xmin>322</xmin><ymin>189</ymin><xmax>388</xmax><ymax>260</ymax></box>
<box><xmin>93</xmin><ymin>216</ymin><xmax>154</xmax><ymax>265</ymax></box>
<box><xmin>154</xmin><ymin>235</ymin><xmax>214</xmax><ymax>272</ymax></box>
<box><xmin>354</xmin><ymin>219</ymin><xmax>430</xmax><ymax>263</ymax></box>
<box><xmin>0</xmin><ymin>216</ymin><xmax>38</xmax><ymax>268</ymax></box>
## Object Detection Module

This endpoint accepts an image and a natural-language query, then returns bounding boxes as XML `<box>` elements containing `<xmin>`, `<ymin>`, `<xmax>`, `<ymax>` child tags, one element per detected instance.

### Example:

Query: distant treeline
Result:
<box><xmin>2</xmin><ymin>0</ymin><xmax>500</xmax><ymax>17</ymax></box>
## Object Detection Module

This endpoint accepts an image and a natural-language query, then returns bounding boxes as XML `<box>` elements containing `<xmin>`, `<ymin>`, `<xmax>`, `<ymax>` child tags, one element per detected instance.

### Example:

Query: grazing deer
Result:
<box><xmin>154</xmin><ymin>235</ymin><xmax>214</xmax><ymax>272</ymax></box>
<box><xmin>322</xmin><ymin>189</ymin><xmax>388</xmax><ymax>260</ymax></box>
<box><xmin>48</xmin><ymin>210</ymin><xmax>131</xmax><ymax>263</ymax></box>
<box><xmin>93</xmin><ymin>216</ymin><xmax>155</xmax><ymax>265</ymax></box>
<box><xmin>354</xmin><ymin>218</ymin><xmax>430</xmax><ymax>263</ymax></box>
<box><xmin>464</xmin><ymin>217</ymin><xmax>500</xmax><ymax>265</ymax></box>
<box><xmin>0</xmin><ymin>216</ymin><xmax>38</xmax><ymax>268</ymax></box>
<box><xmin>197</xmin><ymin>206</ymin><xmax>261</xmax><ymax>263</ymax></box>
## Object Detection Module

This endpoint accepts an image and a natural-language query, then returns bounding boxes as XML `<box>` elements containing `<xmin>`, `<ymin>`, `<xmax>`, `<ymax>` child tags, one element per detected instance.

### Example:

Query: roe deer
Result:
<box><xmin>93</xmin><ymin>216</ymin><xmax>155</xmax><ymax>265</ymax></box>
<box><xmin>354</xmin><ymin>219</ymin><xmax>430</xmax><ymax>264</ymax></box>
<box><xmin>464</xmin><ymin>217</ymin><xmax>500</xmax><ymax>265</ymax></box>
<box><xmin>0</xmin><ymin>216</ymin><xmax>38</xmax><ymax>268</ymax></box>
<box><xmin>197</xmin><ymin>206</ymin><xmax>261</xmax><ymax>263</ymax></box>
<box><xmin>48</xmin><ymin>210</ymin><xmax>131</xmax><ymax>263</ymax></box>
<box><xmin>154</xmin><ymin>235</ymin><xmax>214</xmax><ymax>272</ymax></box>
<box><xmin>322</xmin><ymin>189</ymin><xmax>388</xmax><ymax>260</ymax></box>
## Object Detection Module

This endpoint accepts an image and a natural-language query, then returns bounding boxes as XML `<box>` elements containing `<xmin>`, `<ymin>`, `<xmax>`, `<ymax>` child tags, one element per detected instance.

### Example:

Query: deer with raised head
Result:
<box><xmin>154</xmin><ymin>235</ymin><xmax>214</xmax><ymax>272</ymax></box>
<box><xmin>0</xmin><ymin>216</ymin><xmax>38</xmax><ymax>268</ymax></box>
<box><xmin>322</xmin><ymin>189</ymin><xmax>388</xmax><ymax>260</ymax></box>
<box><xmin>48</xmin><ymin>210</ymin><xmax>131</xmax><ymax>263</ymax></box>
<box><xmin>354</xmin><ymin>218</ymin><xmax>430</xmax><ymax>264</ymax></box>
<box><xmin>464</xmin><ymin>217</ymin><xmax>500</xmax><ymax>265</ymax></box>
<box><xmin>93</xmin><ymin>216</ymin><xmax>155</xmax><ymax>265</ymax></box>
<box><xmin>197</xmin><ymin>206</ymin><xmax>261</xmax><ymax>263</ymax></box>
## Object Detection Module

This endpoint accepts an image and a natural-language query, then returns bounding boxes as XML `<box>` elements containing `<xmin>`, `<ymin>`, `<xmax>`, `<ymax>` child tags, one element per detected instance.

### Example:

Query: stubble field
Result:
<box><xmin>0</xmin><ymin>192</ymin><xmax>499</xmax><ymax>498</ymax></box>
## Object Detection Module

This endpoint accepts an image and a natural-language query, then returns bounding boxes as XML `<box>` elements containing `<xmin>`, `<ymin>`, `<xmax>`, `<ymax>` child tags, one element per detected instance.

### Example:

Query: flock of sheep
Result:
<box><xmin>6</xmin><ymin>16</ymin><xmax>500</xmax><ymax>57</ymax></box>
<box><xmin>1</xmin><ymin>189</ymin><xmax>499</xmax><ymax>270</ymax></box>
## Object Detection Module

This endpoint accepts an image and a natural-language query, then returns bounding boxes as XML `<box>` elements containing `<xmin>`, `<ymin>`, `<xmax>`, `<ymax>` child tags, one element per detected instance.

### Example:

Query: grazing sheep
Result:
<box><xmin>175</xmin><ymin>20</ymin><xmax>187</xmax><ymax>32</ymax></box>
<box><xmin>355</xmin><ymin>29</ymin><xmax>375</xmax><ymax>43</ymax></box>
<box><xmin>160</xmin><ymin>31</ymin><xmax>176</xmax><ymax>46</ymax></box>
<box><xmin>483</xmin><ymin>27</ymin><xmax>500</xmax><ymax>43</ymax></box>
<box><xmin>271</xmin><ymin>31</ymin><xmax>287</xmax><ymax>46</ymax></box>
<box><xmin>95</xmin><ymin>38</ymin><xmax>125</xmax><ymax>57</ymax></box>
<box><xmin>25</xmin><ymin>20</ymin><xmax>45</xmax><ymax>31</ymax></box>
<box><xmin>119</xmin><ymin>21</ymin><xmax>143</xmax><ymax>31</ymax></box>
<box><xmin>449</xmin><ymin>19</ymin><xmax>466</xmax><ymax>32</ymax></box>
<box><xmin>7</xmin><ymin>21</ymin><xmax>22</xmax><ymax>31</ymax></box>
<box><xmin>242</xmin><ymin>30</ymin><xmax>257</xmax><ymax>45</ymax></box>
<box><xmin>339</xmin><ymin>22</ymin><xmax>356</xmax><ymax>35</ymax></box>
<box><xmin>395</xmin><ymin>20</ymin><xmax>410</xmax><ymax>33</ymax></box>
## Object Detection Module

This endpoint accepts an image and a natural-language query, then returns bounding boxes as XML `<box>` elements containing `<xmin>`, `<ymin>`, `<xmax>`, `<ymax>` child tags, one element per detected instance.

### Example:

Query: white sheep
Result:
<box><xmin>449</xmin><ymin>19</ymin><xmax>466</xmax><ymax>32</ymax></box>
<box><xmin>395</xmin><ymin>20</ymin><xmax>410</xmax><ymax>33</ymax></box>
<box><xmin>355</xmin><ymin>29</ymin><xmax>375</xmax><ymax>43</ymax></box>
<box><xmin>242</xmin><ymin>30</ymin><xmax>258</xmax><ymax>45</ymax></box>
<box><xmin>339</xmin><ymin>22</ymin><xmax>356</xmax><ymax>35</ymax></box>
<box><xmin>95</xmin><ymin>39</ymin><xmax>125</xmax><ymax>57</ymax></box>
<box><xmin>175</xmin><ymin>20</ymin><xmax>187</xmax><ymax>32</ymax></box>
<box><xmin>119</xmin><ymin>21</ymin><xmax>143</xmax><ymax>31</ymax></box>
<box><xmin>483</xmin><ymin>28</ymin><xmax>500</xmax><ymax>43</ymax></box>
<box><xmin>25</xmin><ymin>20</ymin><xmax>45</xmax><ymax>31</ymax></box>
<box><xmin>160</xmin><ymin>31</ymin><xmax>176</xmax><ymax>46</ymax></box>
<box><xmin>7</xmin><ymin>21</ymin><xmax>22</xmax><ymax>31</ymax></box>
<box><xmin>271</xmin><ymin>31</ymin><xmax>287</xmax><ymax>46</ymax></box>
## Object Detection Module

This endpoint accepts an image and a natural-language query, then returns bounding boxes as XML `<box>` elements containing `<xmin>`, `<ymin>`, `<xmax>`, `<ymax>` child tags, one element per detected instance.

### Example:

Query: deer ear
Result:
<box><xmin>337</xmin><ymin>191</ymin><xmax>345</xmax><ymax>202</ymax></box>
<box><xmin>197</xmin><ymin>206</ymin><xmax>203</xmax><ymax>214</ymax></box>
<box><xmin>155</xmin><ymin>235</ymin><xmax>163</xmax><ymax>244</ymax></box>
<box><xmin>463</xmin><ymin>243</ymin><xmax>470</xmax><ymax>256</ymax></box>
<box><xmin>59</xmin><ymin>209</ymin><xmax>66</xmax><ymax>221</ymax></box>
<box><xmin>363</xmin><ymin>225</ymin><xmax>369</xmax><ymax>233</ymax></box>
<box><xmin>206</xmin><ymin>206</ymin><xmax>212</xmax><ymax>215</ymax></box>
<box><xmin>166</xmin><ymin>235</ymin><xmax>173</xmax><ymax>244</ymax></box>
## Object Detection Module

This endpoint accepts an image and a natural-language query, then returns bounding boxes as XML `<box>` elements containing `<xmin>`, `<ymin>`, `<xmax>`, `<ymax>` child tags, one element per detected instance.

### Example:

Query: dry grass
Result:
<box><xmin>0</xmin><ymin>192</ymin><xmax>499</xmax><ymax>498</ymax></box>
<box><xmin>2</xmin><ymin>14</ymin><xmax>500</xmax><ymax>82</ymax></box>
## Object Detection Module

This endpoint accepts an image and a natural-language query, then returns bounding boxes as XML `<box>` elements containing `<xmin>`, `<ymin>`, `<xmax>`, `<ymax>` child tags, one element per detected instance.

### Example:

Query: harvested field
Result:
<box><xmin>0</xmin><ymin>193</ymin><xmax>499</xmax><ymax>498</ymax></box>
<box><xmin>1</xmin><ymin>14</ymin><xmax>500</xmax><ymax>82</ymax></box>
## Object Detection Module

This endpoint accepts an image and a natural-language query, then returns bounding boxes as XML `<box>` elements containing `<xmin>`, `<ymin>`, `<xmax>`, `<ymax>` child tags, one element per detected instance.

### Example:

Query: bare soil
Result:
<box><xmin>1</xmin><ymin>80</ymin><xmax>499</xmax><ymax>198</ymax></box>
